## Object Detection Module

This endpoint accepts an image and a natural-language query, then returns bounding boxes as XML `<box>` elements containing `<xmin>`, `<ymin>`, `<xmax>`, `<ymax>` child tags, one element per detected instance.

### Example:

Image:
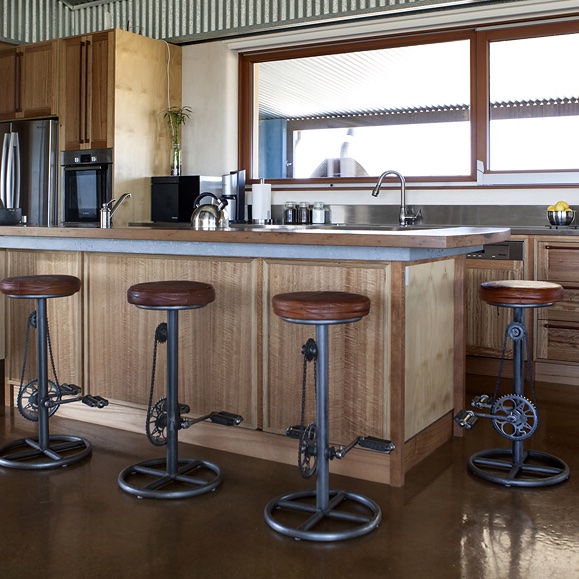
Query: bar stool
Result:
<box><xmin>118</xmin><ymin>280</ymin><xmax>229</xmax><ymax>500</ymax></box>
<box><xmin>455</xmin><ymin>280</ymin><xmax>570</xmax><ymax>487</ymax></box>
<box><xmin>264</xmin><ymin>291</ymin><xmax>391</xmax><ymax>542</ymax></box>
<box><xmin>0</xmin><ymin>275</ymin><xmax>95</xmax><ymax>469</ymax></box>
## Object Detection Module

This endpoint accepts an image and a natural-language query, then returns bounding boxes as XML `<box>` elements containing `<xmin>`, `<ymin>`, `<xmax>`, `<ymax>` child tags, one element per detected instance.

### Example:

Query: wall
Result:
<box><xmin>181</xmin><ymin>41</ymin><xmax>238</xmax><ymax>177</ymax></box>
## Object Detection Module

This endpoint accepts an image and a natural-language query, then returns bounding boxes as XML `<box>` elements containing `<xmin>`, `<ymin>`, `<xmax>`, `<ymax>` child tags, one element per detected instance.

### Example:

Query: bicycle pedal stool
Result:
<box><xmin>118</xmin><ymin>280</ymin><xmax>226</xmax><ymax>500</ymax></box>
<box><xmin>264</xmin><ymin>290</ymin><xmax>382</xmax><ymax>542</ymax></box>
<box><xmin>0</xmin><ymin>275</ymin><xmax>92</xmax><ymax>470</ymax></box>
<box><xmin>464</xmin><ymin>280</ymin><xmax>570</xmax><ymax>488</ymax></box>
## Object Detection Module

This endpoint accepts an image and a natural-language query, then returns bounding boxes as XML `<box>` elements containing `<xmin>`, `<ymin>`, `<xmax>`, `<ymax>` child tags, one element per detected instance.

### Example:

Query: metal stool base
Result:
<box><xmin>0</xmin><ymin>435</ymin><xmax>92</xmax><ymax>470</ymax></box>
<box><xmin>264</xmin><ymin>488</ymin><xmax>381</xmax><ymax>542</ymax></box>
<box><xmin>118</xmin><ymin>457</ymin><xmax>223</xmax><ymax>499</ymax></box>
<box><xmin>468</xmin><ymin>448</ymin><xmax>570</xmax><ymax>487</ymax></box>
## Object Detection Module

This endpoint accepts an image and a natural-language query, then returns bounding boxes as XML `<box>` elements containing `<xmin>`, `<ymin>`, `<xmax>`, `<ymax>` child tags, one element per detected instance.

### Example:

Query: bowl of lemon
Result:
<box><xmin>547</xmin><ymin>200</ymin><xmax>575</xmax><ymax>226</ymax></box>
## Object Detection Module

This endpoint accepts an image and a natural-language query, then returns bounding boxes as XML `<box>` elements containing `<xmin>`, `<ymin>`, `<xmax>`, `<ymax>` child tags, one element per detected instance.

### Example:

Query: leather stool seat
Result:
<box><xmin>272</xmin><ymin>291</ymin><xmax>370</xmax><ymax>321</ymax></box>
<box><xmin>127</xmin><ymin>280</ymin><xmax>215</xmax><ymax>309</ymax></box>
<box><xmin>480</xmin><ymin>280</ymin><xmax>564</xmax><ymax>307</ymax></box>
<box><xmin>0</xmin><ymin>275</ymin><xmax>81</xmax><ymax>298</ymax></box>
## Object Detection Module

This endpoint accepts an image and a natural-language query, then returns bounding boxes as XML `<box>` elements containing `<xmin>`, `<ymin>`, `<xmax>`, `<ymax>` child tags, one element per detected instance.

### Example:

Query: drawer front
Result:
<box><xmin>536</xmin><ymin>317</ymin><xmax>579</xmax><ymax>363</ymax></box>
<box><xmin>537</xmin><ymin>242</ymin><xmax>579</xmax><ymax>284</ymax></box>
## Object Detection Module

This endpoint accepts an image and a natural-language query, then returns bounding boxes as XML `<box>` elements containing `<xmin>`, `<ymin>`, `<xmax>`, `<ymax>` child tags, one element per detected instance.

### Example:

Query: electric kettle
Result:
<box><xmin>191</xmin><ymin>192</ymin><xmax>229</xmax><ymax>229</ymax></box>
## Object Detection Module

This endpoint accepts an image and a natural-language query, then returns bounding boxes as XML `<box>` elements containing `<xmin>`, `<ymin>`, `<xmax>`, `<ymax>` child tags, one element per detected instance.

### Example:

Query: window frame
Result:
<box><xmin>238</xmin><ymin>17</ymin><xmax>579</xmax><ymax>186</ymax></box>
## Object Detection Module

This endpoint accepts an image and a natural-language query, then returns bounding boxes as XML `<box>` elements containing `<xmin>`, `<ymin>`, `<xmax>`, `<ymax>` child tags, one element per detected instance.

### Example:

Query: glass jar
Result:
<box><xmin>298</xmin><ymin>202</ymin><xmax>311</xmax><ymax>224</ymax></box>
<box><xmin>283</xmin><ymin>201</ymin><xmax>297</xmax><ymax>224</ymax></box>
<box><xmin>312</xmin><ymin>201</ymin><xmax>325</xmax><ymax>224</ymax></box>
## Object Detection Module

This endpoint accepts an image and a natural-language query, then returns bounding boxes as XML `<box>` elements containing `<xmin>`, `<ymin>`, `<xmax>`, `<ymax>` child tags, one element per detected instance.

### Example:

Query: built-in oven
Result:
<box><xmin>61</xmin><ymin>148</ymin><xmax>112</xmax><ymax>226</ymax></box>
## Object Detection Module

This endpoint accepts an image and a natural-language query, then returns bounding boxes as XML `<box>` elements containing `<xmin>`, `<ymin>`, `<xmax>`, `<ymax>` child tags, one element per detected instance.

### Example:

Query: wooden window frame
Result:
<box><xmin>239</xmin><ymin>18</ymin><xmax>579</xmax><ymax>186</ymax></box>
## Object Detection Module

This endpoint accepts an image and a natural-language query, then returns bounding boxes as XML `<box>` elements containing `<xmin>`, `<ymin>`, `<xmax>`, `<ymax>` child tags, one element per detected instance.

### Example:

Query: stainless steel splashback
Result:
<box><xmin>272</xmin><ymin>204</ymin><xmax>550</xmax><ymax>228</ymax></box>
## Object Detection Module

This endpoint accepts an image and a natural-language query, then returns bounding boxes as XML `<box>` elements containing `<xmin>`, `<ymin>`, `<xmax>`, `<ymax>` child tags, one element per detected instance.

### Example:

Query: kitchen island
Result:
<box><xmin>0</xmin><ymin>224</ymin><xmax>509</xmax><ymax>486</ymax></box>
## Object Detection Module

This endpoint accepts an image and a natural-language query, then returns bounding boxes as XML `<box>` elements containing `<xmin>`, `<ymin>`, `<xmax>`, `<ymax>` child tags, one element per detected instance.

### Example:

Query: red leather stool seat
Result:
<box><xmin>127</xmin><ymin>280</ymin><xmax>215</xmax><ymax>308</ymax></box>
<box><xmin>480</xmin><ymin>280</ymin><xmax>564</xmax><ymax>307</ymax></box>
<box><xmin>0</xmin><ymin>275</ymin><xmax>81</xmax><ymax>298</ymax></box>
<box><xmin>272</xmin><ymin>291</ymin><xmax>370</xmax><ymax>321</ymax></box>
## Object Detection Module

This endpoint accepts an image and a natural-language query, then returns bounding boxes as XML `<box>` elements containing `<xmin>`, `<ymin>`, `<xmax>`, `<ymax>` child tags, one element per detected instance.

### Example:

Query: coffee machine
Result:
<box><xmin>221</xmin><ymin>170</ymin><xmax>246</xmax><ymax>223</ymax></box>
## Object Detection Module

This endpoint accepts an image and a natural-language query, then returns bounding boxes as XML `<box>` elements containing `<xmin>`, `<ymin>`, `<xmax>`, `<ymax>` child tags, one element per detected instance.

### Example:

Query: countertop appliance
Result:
<box><xmin>0</xmin><ymin>119</ymin><xmax>59</xmax><ymax>226</ymax></box>
<box><xmin>61</xmin><ymin>148</ymin><xmax>113</xmax><ymax>227</ymax></box>
<box><xmin>151</xmin><ymin>175</ymin><xmax>221</xmax><ymax>223</ymax></box>
<box><xmin>466</xmin><ymin>240</ymin><xmax>524</xmax><ymax>260</ymax></box>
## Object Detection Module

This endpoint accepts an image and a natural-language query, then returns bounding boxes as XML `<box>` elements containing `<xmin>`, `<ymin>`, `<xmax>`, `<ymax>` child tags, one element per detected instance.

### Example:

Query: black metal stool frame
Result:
<box><xmin>118</xmin><ymin>304</ymin><xmax>223</xmax><ymax>499</ymax></box>
<box><xmin>0</xmin><ymin>292</ymin><xmax>92</xmax><ymax>469</ymax></box>
<box><xmin>467</xmin><ymin>302</ymin><xmax>570</xmax><ymax>487</ymax></box>
<box><xmin>264</xmin><ymin>317</ymin><xmax>382</xmax><ymax>542</ymax></box>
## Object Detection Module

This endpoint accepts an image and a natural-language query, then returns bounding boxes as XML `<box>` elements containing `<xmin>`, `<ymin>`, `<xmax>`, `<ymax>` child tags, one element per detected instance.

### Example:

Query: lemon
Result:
<box><xmin>555</xmin><ymin>201</ymin><xmax>569</xmax><ymax>211</ymax></box>
<box><xmin>547</xmin><ymin>205</ymin><xmax>556</xmax><ymax>211</ymax></box>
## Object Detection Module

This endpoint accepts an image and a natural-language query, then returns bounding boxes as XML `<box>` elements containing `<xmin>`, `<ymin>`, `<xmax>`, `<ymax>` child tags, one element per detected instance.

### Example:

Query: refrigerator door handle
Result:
<box><xmin>1</xmin><ymin>133</ymin><xmax>9</xmax><ymax>207</ymax></box>
<box><xmin>12</xmin><ymin>132</ymin><xmax>21</xmax><ymax>209</ymax></box>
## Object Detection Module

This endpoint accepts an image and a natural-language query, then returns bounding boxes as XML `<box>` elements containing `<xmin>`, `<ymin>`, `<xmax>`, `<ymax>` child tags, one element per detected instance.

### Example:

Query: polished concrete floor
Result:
<box><xmin>0</xmin><ymin>374</ymin><xmax>578</xmax><ymax>578</ymax></box>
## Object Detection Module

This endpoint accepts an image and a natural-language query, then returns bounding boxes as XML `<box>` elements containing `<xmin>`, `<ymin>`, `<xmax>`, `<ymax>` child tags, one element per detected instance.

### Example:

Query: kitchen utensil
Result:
<box><xmin>191</xmin><ymin>192</ymin><xmax>228</xmax><ymax>229</ymax></box>
<box><xmin>547</xmin><ymin>210</ymin><xmax>575</xmax><ymax>226</ymax></box>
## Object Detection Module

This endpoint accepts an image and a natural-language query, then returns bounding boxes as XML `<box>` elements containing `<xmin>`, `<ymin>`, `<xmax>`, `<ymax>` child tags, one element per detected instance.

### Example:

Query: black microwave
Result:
<box><xmin>61</xmin><ymin>148</ymin><xmax>113</xmax><ymax>226</ymax></box>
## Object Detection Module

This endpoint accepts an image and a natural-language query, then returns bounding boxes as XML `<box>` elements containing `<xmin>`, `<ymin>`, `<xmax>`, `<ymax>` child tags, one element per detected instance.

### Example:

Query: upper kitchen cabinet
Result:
<box><xmin>0</xmin><ymin>41</ymin><xmax>59</xmax><ymax>121</ymax></box>
<box><xmin>60</xmin><ymin>32</ymin><xmax>113</xmax><ymax>150</ymax></box>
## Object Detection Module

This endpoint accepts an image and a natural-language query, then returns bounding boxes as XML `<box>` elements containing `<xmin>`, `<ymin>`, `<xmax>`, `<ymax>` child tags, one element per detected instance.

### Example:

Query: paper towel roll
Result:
<box><xmin>252</xmin><ymin>182</ymin><xmax>271</xmax><ymax>221</ymax></box>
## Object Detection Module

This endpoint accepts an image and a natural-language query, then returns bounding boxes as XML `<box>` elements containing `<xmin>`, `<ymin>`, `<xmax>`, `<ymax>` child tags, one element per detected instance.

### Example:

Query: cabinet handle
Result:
<box><xmin>545</xmin><ymin>245</ymin><xmax>579</xmax><ymax>250</ymax></box>
<box><xmin>84</xmin><ymin>40</ymin><xmax>91</xmax><ymax>144</ymax></box>
<box><xmin>15</xmin><ymin>51</ymin><xmax>23</xmax><ymax>112</ymax></box>
<box><xmin>79</xmin><ymin>41</ymin><xmax>86</xmax><ymax>143</ymax></box>
<box><xmin>544</xmin><ymin>323</ymin><xmax>579</xmax><ymax>331</ymax></box>
<box><xmin>560</xmin><ymin>284</ymin><xmax>579</xmax><ymax>291</ymax></box>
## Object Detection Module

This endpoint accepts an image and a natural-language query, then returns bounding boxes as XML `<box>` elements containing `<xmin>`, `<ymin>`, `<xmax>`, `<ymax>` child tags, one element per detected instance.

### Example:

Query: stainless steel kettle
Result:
<box><xmin>191</xmin><ymin>192</ymin><xmax>229</xmax><ymax>229</ymax></box>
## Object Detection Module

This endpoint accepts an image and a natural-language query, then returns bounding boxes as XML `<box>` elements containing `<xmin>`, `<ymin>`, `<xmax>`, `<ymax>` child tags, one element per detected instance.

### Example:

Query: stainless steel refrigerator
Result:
<box><xmin>0</xmin><ymin>119</ymin><xmax>59</xmax><ymax>226</ymax></box>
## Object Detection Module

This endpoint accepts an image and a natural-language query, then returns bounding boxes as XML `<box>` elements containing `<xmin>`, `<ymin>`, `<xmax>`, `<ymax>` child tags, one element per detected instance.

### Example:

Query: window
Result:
<box><xmin>487</xmin><ymin>30</ymin><xmax>579</xmax><ymax>171</ymax></box>
<box><xmin>239</xmin><ymin>19</ymin><xmax>579</xmax><ymax>183</ymax></box>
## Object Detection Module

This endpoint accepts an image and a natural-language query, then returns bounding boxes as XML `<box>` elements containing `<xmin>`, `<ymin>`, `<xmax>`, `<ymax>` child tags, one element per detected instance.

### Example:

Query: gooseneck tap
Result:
<box><xmin>371</xmin><ymin>170</ymin><xmax>417</xmax><ymax>226</ymax></box>
<box><xmin>100</xmin><ymin>193</ymin><xmax>131</xmax><ymax>228</ymax></box>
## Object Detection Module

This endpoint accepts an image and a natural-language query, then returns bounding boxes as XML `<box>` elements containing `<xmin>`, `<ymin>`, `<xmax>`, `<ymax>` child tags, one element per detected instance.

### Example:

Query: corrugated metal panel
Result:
<box><xmin>0</xmin><ymin>0</ymin><xmax>73</xmax><ymax>43</ymax></box>
<box><xmin>2</xmin><ymin>0</ymin><xmax>503</xmax><ymax>44</ymax></box>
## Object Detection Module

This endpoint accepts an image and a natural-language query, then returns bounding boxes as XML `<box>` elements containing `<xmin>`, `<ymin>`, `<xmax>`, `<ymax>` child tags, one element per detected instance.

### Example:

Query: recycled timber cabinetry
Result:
<box><xmin>0</xmin><ymin>225</ymin><xmax>510</xmax><ymax>486</ymax></box>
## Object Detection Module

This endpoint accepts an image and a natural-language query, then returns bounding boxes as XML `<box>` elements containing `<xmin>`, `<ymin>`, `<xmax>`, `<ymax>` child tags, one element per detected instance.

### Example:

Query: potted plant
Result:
<box><xmin>164</xmin><ymin>105</ymin><xmax>192</xmax><ymax>176</ymax></box>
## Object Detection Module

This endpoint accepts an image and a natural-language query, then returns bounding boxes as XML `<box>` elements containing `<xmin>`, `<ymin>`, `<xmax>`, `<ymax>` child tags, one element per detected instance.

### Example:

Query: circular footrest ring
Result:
<box><xmin>0</xmin><ymin>435</ymin><xmax>92</xmax><ymax>470</ymax></box>
<box><xmin>264</xmin><ymin>488</ymin><xmax>381</xmax><ymax>541</ymax></box>
<box><xmin>118</xmin><ymin>457</ymin><xmax>223</xmax><ymax>499</ymax></box>
<box><xmin>468</xmin><ymin>448</ymin><xmax>570</xmax><ymax>487</ymax></box>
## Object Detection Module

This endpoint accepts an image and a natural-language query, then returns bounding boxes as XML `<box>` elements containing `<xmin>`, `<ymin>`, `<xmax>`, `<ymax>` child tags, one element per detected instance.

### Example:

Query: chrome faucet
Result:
<box><xmin>100</xmin><ymin>193</ymin><xmax>131</xmax><ymax>228</ymax></box>
<box><xmin>371</xmin><ymin>170</ymin><xmax>418</xmax><ymax>226</ymax></box>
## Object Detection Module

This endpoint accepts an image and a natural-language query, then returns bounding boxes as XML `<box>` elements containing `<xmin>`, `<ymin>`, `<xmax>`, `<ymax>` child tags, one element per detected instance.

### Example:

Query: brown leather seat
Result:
<box><xmin>0</xmin><ymin>275</ymin><xmax>81</xmax><ymax>298</ymax></box>
<box><xmin>272</xmin><ymin>291</ymin><xmax>370</xmax><ymax>321</ymax></box>
<box><xmin>127</xmin><ymin>280</ymin><xmax>215</xmax><ymax>308</ymax></box>
<box><xmin>480</xmin><ymin>280</ymin><xmax>564</xmax><ymax>306</ymax></box>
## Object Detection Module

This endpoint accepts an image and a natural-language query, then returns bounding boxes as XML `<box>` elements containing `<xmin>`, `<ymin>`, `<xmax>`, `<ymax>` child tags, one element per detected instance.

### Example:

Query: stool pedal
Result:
<box><xmin>209</xmin><ymin>411</ymin><xmax>243</xmax><ymax>426</ymax></box>
<box><xmin>82</xmin><ymin>395</ymin><xmax>109</xmax><ymax>409</ymax></box>
<box><xmin>454</xmin><ymin>410</ymin><xmax>478</xmax><ymax>429</ymax></box>
<box><xmin>286</xmin><ymin>425</ymin><xmax>307</xmax><ymax>439</ymax></box>
<box><xmin>471</xmin><ymin>394</ymin><xmax>492</xmax><ymax>409</ymax></box>
<box><xmin>59</xmin><ymin>383</ymin><xmax>82</xmax><ymax>396</ymax></box>
<box><xmin>358</xmin><ymin>436</ymin><xmax>396</xmax><ymax>454</ymax></box>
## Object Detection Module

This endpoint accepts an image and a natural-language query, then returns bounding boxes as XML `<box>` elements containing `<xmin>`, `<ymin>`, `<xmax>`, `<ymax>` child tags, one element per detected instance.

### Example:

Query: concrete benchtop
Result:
<box><xmin>0</xmin><ymin>224</ymin><xmax>511</xmax><ymax>262</ymax></box>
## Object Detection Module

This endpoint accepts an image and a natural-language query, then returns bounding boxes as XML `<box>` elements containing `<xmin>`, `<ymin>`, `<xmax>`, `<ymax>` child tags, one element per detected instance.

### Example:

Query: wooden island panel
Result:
<box><xmin>263</xmin><ymin>259</ymin><xmax>390</xmax><ymax>444</ymax></box>
<box><xmin>84</xmin><ymin>253</ymin><xmax>259</xmax><ymax>428</ymax></box>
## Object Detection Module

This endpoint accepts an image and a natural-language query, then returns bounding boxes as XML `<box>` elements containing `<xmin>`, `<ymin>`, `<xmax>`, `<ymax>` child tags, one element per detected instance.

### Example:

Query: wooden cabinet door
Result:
<box><xmin>20</xmin><ymin>41</ymin><xmax>58</xmax><ymax>118</ymax></box>
<box><xmin>61</xmin><ymin>33</ymin><xmax>112</xmax><ymax>150</ymax></box>
<box><xmin>61</xmin><ymin>36</ymin><xmax>85</xmax><ymax>149</ymax></box>
<box><xmin>466</xmin><ymin>259</ymin><xmax>524</xmax><ymax>358</ymax></box>
<box><xmin>86</xmin><ymin>32</ymin><xmax>111</xmax><ymax>149</ymax></box>
<box><xmin>0</xmin><ymin>47</ymin><xmax>19</xmax><ymax>120</ymax></box>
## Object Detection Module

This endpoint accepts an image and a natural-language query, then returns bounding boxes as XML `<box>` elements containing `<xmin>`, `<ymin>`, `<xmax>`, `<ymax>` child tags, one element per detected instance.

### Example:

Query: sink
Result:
<box><xmin>229</xmin><ymin>223</ymin><xmax>438</xmax><ymax>232</ymax></box>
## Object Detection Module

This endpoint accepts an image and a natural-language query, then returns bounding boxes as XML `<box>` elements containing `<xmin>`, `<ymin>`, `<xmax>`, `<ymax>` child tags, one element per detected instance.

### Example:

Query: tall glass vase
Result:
<box><xmin>170</xmin><ymin>145</ymin><xmax>181</xmax><ymax>176</ymax></box>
